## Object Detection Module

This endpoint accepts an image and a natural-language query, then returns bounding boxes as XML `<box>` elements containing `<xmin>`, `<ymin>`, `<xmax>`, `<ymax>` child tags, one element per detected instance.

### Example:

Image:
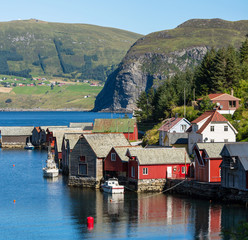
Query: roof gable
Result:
<box><xmin>83</xmin><ymin>133</ymin><xmax>130</xmax><ymax>158</ymax></box>
<box><xmin>195</xmin><ymin>142</ymin><xmax>225</xmax><ymax>158</ymax></box>
<box><xmin>198</xmin><ymin>93</ymin><xmax>241</xmax><ymax>101</ymax></box>
<box><xmin>158</xmin><ymin>117</ymin><xmax>190</xmax><ymax>132</ymax></box>
<box><xmin>93</xmin><ymin>119</ymin><xmax>136</xmax><ymax>133</ymax></box>
<box><xmin>196</xmin><ymin>111</ymin><xmax>228</xmax><ymax>134</ymax></box>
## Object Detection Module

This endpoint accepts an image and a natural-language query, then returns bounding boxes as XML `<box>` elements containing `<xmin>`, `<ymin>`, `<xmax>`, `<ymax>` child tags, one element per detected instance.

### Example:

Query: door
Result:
<box><xmin>167</xmin><ymin>166</ymin><xmax>172</xmax><ymax>178</ymax></box>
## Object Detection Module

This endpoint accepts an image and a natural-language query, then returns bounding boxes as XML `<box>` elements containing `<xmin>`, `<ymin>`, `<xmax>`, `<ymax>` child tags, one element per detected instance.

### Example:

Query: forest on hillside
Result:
<box><xmin>135</xmin><ymin>38</ymin><xmax>248</xmax><ymax>143</ymax></box>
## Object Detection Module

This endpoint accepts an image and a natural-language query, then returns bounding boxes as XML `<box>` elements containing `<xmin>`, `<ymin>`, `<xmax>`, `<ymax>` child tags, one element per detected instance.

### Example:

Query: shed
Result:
<box><xmin>220</xmin><ymin>142</ymin><xmax>248</xmax><ymax>190</ymax></box>
<box><xmin>68</xmin><ymin>133</ymin><xmax>130</xmax><ymax>188</ymax></box>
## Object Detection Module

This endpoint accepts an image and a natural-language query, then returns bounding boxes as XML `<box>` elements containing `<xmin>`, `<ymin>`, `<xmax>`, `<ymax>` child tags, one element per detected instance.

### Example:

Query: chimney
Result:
<box><xmin>231</xmin><ymin>88</ymin><xmax>234</xmax><ymax>96</ymax></box>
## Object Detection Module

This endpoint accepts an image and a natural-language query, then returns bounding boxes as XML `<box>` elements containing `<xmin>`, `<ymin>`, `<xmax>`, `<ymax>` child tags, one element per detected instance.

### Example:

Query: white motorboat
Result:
<box><xmin>101</xmin><ymin>178</ymin><xmax>124</xmax><ymax>194</ymax></box>
<box><xmin>24</xmin><ymin>142</ymin><xmax>34</xmax><ymax>150</ymax></box>
<box><xmin>43</xmin><ymin>152</ymin><xmax>59</xmax><ymax>178</ymax></box>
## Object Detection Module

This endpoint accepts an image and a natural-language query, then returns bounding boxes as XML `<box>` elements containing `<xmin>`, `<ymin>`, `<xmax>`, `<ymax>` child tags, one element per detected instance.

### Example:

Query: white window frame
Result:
<box><xmin>181</xmin><ymin>124</ymin><xmax>187</xmax><ymax>131</ymax></box>
<box><xmin>224</xmin><ymin>126</ymin><xmax>228</xmax><ymax>131</ymax></box>
<box><xmin>182</xmin><ymin>166</ymin><xmax>186</xmax><ymax>174</ymax></box>
<box><xmin>210</xmin><ymin>126</ymin><xmax>214</xmax><ymax>132</ymax></box>
<box><xmin>111</xmin><ymin>153</ymin><xmax>116</xmax><ymax>161</ymax></box>
<box><xmin>224</xmin><ymin>139</ymin><xmax>228</xmax><ymax>143</ymax></box>
<box><xmin>210</xmin><ymin>139</ymin><xmax>215</xmax><ymax>143</ymax></box>
<box><xmin>143</xmin><ymin>167</ymin><xmax>148</xmax><ymax>175</ymax></box>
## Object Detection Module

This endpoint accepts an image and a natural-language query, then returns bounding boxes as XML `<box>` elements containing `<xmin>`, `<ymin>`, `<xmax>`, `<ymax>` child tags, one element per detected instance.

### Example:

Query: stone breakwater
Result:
<box><xmin>166</xmin><ymin>179</ymin><xmax>248</xmax><ymax>205</ymax></box>
<box><xmin>68</xmin><ymin>176</ymin><xmax>100</xmax><ymax>188</ymax></box>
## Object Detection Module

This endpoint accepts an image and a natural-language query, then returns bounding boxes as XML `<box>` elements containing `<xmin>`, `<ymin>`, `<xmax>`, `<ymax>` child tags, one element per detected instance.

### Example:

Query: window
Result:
<box><xmin>224</xmin><ymin>126</ymin><xmax>228</xmax><ymax>131</ymax></box>
<box><xmin>182</xmin><ymin>166</ymin><xmax>186</xmax><ymax>174</ymax></box>
<box><xmin>79</xmin><ymin>156</ymin><xmax>86</xmax><ymax>162</ymax></box>
<box><xmin>224</xmin><ymin>139</ymin><xmax>228</xmax><ymax>143</ymax></box>
<box><xmin>78</xmin><ymin>164</ymin><xmax>87</xmax><ymax>175</ymax></box>
<box><xmin>173</xmin><ymin>166</ymin><xmax>177</xmax><ymax>172</ymax></box>
<box><xmin>219</xmin><ymin>169</ymin><xmax>221</xmax><ymax>177</ymax></box>
<box><xmin>210</xmin><ymin>139</ymin><xmax>215</xmax><ymax>143</ymax></box>
<box><xmin>181</xmin><ymin>124</ymin><xmax>187</xmax><ymax>131</ymax></box>
<box><xmin>210</xmin><ymin>126</ymin><xmax>214</xmax><ymax>132</ymax></box>
<box><xmin>131</xmin><ymin>166</ymin><xmax>135</xmax><ymax>177</ymax></box>
<box><xmin>111</xmin><ymin>153</ymin><xmax>116</xmax><ymax>161</ymax></box>
<box><xmin>229</xmin><ymin>101</ymin><xmax>236</xmax><ymax>108</ymax></box>
<box><xmin>143</xmin><ymin>168</ymin><xmax>148</xmax><ymax>175</ymax></box>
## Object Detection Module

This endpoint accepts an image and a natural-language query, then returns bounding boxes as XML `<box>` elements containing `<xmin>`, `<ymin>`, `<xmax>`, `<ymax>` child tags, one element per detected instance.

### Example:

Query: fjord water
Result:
<box><xmin>0</xmin><ymin>111</ymin><xmax>248</xmax><ymax>239</ymax></box>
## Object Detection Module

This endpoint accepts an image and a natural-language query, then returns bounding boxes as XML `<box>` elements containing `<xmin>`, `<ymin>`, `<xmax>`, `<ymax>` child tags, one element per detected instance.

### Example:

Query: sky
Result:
<box><xmin>1</xmin><ymin>0</ymin><xmax>248</xmax><ymax>35</ymax></box>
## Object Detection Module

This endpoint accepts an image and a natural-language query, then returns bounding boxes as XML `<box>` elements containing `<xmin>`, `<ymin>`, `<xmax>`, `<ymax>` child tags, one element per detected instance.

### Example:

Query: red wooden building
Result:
<box><xmin>126</xmin><ymin>148</ymin><xmax>191</xmax><ymax>181</ymax></box>
<box><xmin>104</xmin><ymin>146</ymin><xmax>141</xmax><ymax>179</ymax></box>
<box><xmin>93</xmin><ymin>118</ymin><xmax>138</xmax><ymax>141</ymax></box>
<box><xmin>193</xmin><ymin>142</ymin><xmax>225</xmax><ymax>183</ymax></box>
<box><xmin>197</xmin><ymin>93</ymin><xmax>240</xmax><ymax>115</ymax></box>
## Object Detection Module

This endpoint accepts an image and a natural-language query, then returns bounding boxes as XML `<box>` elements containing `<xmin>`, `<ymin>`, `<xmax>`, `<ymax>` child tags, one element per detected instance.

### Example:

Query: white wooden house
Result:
<box><xmin>188</xmin><ymin>110</ymin><xmax>237</xmax><ymax>154</ymax></box>
<box><xmin>158</xmin><ymin>117</ymin><xmax>191</xmax><ymax>146</ymax></box>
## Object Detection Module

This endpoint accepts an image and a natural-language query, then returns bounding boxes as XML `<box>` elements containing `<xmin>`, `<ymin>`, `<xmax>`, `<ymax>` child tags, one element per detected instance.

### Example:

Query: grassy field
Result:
<box><xmin>0</xmin><ymin>83</ymin><xmax>102</xmax><ymax>110</ymax></box>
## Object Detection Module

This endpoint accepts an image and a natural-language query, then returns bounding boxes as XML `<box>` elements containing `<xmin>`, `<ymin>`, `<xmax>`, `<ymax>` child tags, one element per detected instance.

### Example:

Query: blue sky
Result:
<box><xmin>1</xmin><ymin>0</ymin><xmax>248</xmax><ymax>35</ymax></box>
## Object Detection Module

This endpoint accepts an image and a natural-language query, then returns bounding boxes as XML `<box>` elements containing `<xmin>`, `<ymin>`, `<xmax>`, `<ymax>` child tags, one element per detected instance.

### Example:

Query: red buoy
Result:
<box><xmin>87</xmin><ymin>216</ymin><xmax>94</xmax><ymax>230</ymax></box>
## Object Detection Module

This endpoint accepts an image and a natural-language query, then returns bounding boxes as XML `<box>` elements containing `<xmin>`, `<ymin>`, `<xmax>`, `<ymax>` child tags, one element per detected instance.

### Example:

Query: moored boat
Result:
<box><xmin>43</xmin><ymin>152</ymin><xmax>59</xmax><ymax>178</ymax></box>
<box><xmin>24</xmin><ymin>142</ymin><xmax>34</xmax><ymax>150</ymax></box>
<box><xmin>101</xmin><ymin>178</ymin><xmax>124</xmax><ymax>194</ymax></box>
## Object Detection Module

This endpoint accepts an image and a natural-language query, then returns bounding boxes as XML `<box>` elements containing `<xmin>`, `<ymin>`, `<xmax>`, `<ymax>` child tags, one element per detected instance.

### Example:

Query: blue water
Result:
<box><xmin>0</xmin><ymin>112</ymin><xmax>248</xmax><ymax>239</ymax></box>
<box><xmin>0</xmin><ymin>111</ymin><xmax>131</xmax><ymax>126</ymax></box>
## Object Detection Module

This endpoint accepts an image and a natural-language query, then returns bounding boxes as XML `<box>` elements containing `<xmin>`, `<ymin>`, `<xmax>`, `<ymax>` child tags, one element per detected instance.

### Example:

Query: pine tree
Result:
<box><xmin>240</xmin><ymin>38</ymin><xmax>248</xmax><ymax>63</ymax></box>
<box><xmin>225</xmin><ymin>45</ymin><xmax>240</xmax><ymax>88</ymax></box>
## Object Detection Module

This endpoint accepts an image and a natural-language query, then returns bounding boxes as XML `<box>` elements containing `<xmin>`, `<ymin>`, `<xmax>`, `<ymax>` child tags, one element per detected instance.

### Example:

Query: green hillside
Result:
<box><xmin>0</xmin><ymin>19</ymin><xmax>142</xmax><ymax>80</ymax></box>
<box><xmin>127</xmin><ymin>19</ymin><xmax>248</xmax><ymax>58</ymax></box>
<box><xmin>0</xmin><ymin>83</ymin><xmax>102</xmax><ymax>110</ymax></box>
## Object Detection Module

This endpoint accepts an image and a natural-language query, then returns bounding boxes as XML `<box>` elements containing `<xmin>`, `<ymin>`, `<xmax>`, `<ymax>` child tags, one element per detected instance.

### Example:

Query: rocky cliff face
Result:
<box><xmin>93</xmin><ymin>19</ymin><xmax>248</xmax><ymax>112</ymax></box>
<box><xmin>93</xmin><ymin>46</ymin><xmax>209</xmax><ymax>112</ymax></box>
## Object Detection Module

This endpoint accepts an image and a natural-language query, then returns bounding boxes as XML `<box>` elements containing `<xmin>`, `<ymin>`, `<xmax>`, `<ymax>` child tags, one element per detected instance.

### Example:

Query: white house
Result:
<box><xmin>188</xmin><ymin>110</ymin><xmax>237</xmax><ymax>154</ymax></box>
<box><xmin>158</xmin><ymin>117</ymin><xmax>191</xmax><ymax>146</ymax></box>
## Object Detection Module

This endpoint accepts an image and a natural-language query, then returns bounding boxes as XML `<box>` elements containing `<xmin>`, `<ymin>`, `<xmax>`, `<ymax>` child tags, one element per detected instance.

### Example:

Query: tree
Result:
<box><xmin>240</xmin><ymin>39</ymin><xmax>248</xmax><ymax>64</ymax></box>
<box><xmin>199</xmin><ymin>95</ymin><xmax>215</xmax><ymax>113</ymax></box>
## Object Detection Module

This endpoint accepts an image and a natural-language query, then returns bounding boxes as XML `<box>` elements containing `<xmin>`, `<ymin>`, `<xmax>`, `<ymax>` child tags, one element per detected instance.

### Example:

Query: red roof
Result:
<box><xmin>197</xmin><ymin>93</ymin><xmax>240</xmax><ymax>101</ymax></box>
<box><xmin>196</xmin><ymin>111</ymin><xmax>228</xmax><ymax>134</ymax></box>
<box><xmin>158</xmin><ymin>117</ymin><xmax>183</xmax><ymax>132</ymax></box>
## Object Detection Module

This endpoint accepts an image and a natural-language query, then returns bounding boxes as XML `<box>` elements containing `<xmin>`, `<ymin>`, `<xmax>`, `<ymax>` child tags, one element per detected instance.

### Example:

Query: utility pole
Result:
<box><xmin>184</xmin><ymin>88</ymin><xmax>186</xmax><ymax>118</ymax></box>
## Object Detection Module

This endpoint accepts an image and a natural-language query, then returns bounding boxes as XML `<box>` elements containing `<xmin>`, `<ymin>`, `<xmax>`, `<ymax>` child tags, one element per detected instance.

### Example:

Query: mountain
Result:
<box><xmin>93</xmin><ymin>19</ymin><xmax>248</xmax><ymax>112</ymax></box>
<box><xmin>0</xmin><ymin>19</ymin><xmax>141</xmax><ymax>80</ymax></box>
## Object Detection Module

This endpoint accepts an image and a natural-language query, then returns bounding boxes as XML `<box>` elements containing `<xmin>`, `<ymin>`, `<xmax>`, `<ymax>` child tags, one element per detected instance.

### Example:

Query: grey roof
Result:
<box><xmin>113</xmin><ymin>146</ymin><xmax>142</xmax><ymax>162</ymax></box>
<box><xmin>220</xmin><ymin>143</ymin><xmax>248</xmax><ymax>170</ymax></box>
<box><xmin>0</xmin><ymin>126</ymin><xmax>34</xmax><ymax>136</ymax></box>
<box><xmin>83</xmin><ymin>133</ymin><xmax>130</xmax><ymax>158</ymax></box>
<box><xmin>127</xmin><ymin>147</ymin><xmax>190</xmax><ymax>165</ymax></box>
<box><xmin>221</xmin><ymin>142</ymin><xmax>248</xmax><ymax>157</ymax></box>
<box><xmin>53</xmin><ymin>128</ymin><xmax>84</xmax><ymax>151</ymax></box>
<box><xmin>196</xmin><ymin>142</ymin><xmax>226</xmax><ymax>158</ymax></box>
<box><xmin>64</xmin><ymin>133</ymin><xmax>82</xmax><ymax>150</ymax></box>
<box><xmin>69</xmin><ymin>122</ymin><xmax>93</xmax><ymax>130</ymax></box>
<box><xmin>167</xmin><ymin>132</ymin><xmax>188</xmax><ymax>145</ymax></box>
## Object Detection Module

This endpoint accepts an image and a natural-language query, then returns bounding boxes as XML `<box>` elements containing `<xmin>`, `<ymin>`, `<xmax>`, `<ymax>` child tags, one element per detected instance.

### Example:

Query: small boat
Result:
<box><xmin>43</xmin><ymin>151</ymin><xmax>59</xmax><ymax>178</ymax></box>
<box><xmin>101</xmin><ymin>178</ymin><xmax>124</xmax><ymax>194</ymax></box>
<box><xmin>24</xmin><ymin>142</ymin><xmax>34</xmax><ymax>150</ymax></box>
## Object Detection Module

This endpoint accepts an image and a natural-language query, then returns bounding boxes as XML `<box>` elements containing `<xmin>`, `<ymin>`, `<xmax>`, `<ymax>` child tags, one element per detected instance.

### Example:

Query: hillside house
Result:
<box><xmin>93</xmin><ymin>118</ymin><xmax>138</xmax><ymax>141</ymax></box>
<box><xmin>197</xmin><ymin>93</ymin><xmax>240</xmax><ymax>115</ymax></box>
<box><xmin>188</xmin><ymin>110</ymin><xmax>237</xmax><ymax>154</ymax></box>
<box><xmin>126</xmin><ymin>148</ymin><xmax>191</xmax><ymax>192</ymax></box>
<box><xmin>104</xmin><ymin>146</ymin><xmax>141</xmax><ymax>180</ymax></box>
<box><xmin>193</xmin><ymin>142</ymin><xmax>225</xmax><ymax>183</ymax></box>
<box><xmin>68</xmin><ymin>133</ymin><xmax>130</xmax><ymax>188</ymax></box>
<box><xmin>158</xmin><ymin>117</ymin><xmax>191</xmax><ymax>147</ymax></box>
<box><xmin>220</xmin><ymin>143</ymin><xmax>248</xmax><ymax>190</ymax></box>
